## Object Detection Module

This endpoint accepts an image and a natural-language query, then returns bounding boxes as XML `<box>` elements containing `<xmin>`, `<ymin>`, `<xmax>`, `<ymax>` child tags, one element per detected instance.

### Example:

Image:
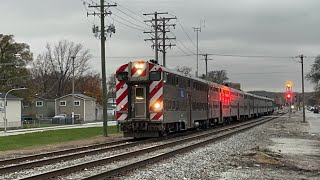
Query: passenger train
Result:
<box><xmin>115</xmin><ymin>61</ymin><xmax>274</xmax><ymax>138</ymax></box>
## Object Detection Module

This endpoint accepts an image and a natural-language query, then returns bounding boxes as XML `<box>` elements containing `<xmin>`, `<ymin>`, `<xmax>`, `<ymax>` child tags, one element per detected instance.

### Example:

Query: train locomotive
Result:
<box><xmin>116</xmin><ymin>61</ymin><xmax>274</xmax><ymax>138</ymax></box>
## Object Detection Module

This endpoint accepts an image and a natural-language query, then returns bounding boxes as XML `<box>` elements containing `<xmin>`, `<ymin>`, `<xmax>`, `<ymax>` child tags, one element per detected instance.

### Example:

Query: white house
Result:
<box><xmin>0</xmin><ymin>93</ymin><xmax>23</xmax><ymax>128</ymax></box>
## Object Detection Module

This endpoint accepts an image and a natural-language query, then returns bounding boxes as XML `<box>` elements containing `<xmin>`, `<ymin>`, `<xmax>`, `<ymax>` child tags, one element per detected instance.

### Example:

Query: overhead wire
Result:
<box><xmin>169</xmin><ymin>31</ymin><xmax>196</xmax><ymax>55</ymax></box>
<box><xmin>176</xmin><ymin>18</ymin><xmax>203</xmax><ymax>54</ymax></box>
<box><xmin>229</xmin><ymin>71</ymin><xmax>298</xmax><ymax>75</ymax></box>
<box><xmin>111</xmin><ymin>13</ymin><xmax>148</xmax><ymax>30</ymax></box>
<box><xmin>114</xmin><ymin>7</ymin><xmax>149</xmax><ymax>28</ymax></box>
<box><xmin>107</xmin><ymin>16</ymin><xmax>145</xmax><ymax>31</ymax></box>
<box><xmin>106</xmin><ymin>1</ymin><xmax>146</xmax><ymax>20</ymax></box>
<box><xmin>206</xmin><ymin>53</ymin><xmax>294</xmax><ymax>59</ymax></box>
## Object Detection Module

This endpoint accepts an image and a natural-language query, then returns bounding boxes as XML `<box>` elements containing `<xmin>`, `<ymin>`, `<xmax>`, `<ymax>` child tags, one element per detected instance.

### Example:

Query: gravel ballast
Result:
<box><xmin>117</xmin><ymin>112</ymin><xmax>319</xmax><ymax>180</ymax></box>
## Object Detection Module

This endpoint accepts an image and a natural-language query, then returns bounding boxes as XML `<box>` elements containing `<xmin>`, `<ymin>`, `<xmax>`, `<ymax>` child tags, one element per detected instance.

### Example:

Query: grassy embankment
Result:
<box><xmin>0</xmin><ymin>126</ymin><xmax>120</xmax><ymax>151</ymax></box>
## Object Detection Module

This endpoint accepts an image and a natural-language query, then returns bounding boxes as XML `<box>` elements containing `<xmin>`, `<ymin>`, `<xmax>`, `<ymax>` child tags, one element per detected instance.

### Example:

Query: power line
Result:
<box><xmin>175</xmin><ymin>39</ymin><xmax>196</xmax><ymax>55</ymax></box>
<box><xmin>106</xmin><ymin>1</ymin><xmax>146</xmax><ymax>19</ymax></box>
<box><xmin>176</xmin><ymin>19</ymin><xmax>199</xmax><ymax>53</ymax></box>
<box><xmin>114</xmin><ymin>7</ymin><xmax>149</xmax><ymax>28</ymax></box>
<box><xmin>207</xmin><ymin>53</ymin><xmax>293</xmax><ymax>59</ymax></box>
<box><xmin>169</xmin><ymin>31</ymin><xmax>196</xmax><ymax>55</ymax></box>
<box><xmin>175</xmin><ymin>44</ymin><xmax>196</xmax><ymax>62</ymax></box>
<box><xmin>107</xmin><ymin>16</ymin><xmax>145</xmax><ymax>31</ymax></box>
<box><xmin>229</xmin><ymin>71</ymin><xmax>298</xmax><ymax>75</ymax></box>
<box><xmin>91</xmin><ymin>54</ymin><xmax>196</xmax><ymax>59</ymax></box>
<box><xmin>112</xmin><ymin>13</ymin><xmax>148</xmax><ymax>30</ymax></box>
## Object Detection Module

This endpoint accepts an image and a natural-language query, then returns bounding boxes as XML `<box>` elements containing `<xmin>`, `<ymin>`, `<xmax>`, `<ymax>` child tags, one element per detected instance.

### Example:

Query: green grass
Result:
<box><xmin>0</xmin><ymin>126</ymin><xmax>121</xmax><ymax>151</ymax></box>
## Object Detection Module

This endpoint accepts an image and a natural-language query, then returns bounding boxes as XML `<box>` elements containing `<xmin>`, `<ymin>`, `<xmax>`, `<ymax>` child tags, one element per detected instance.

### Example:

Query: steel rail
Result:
<box><xmin>20</xmin><ymin>114</ymin><xmax>284</xmax><ymax>180</ymax></box>
<box><xmin>84</xmin><ymin>114</ymin><xmax>284</xmax><ymax>179</ymax></box>
<box><xmin>0</xmin><ymin>124</ymin><xmax>211</xmax><ymax>173</ymax></box>
<box><xmin>0</xmin><ymin>139</ymin><xmax>131</xmax><ymax>167</ymax></box>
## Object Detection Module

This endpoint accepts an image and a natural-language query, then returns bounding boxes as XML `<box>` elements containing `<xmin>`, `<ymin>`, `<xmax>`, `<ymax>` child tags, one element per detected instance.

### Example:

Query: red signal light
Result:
<box><xmin>287</xmin><ymin>93</ymin><xmax>291</xmax><ymax>99</ymax></box>
<box><xmin>286</xmin><ymin>92</ymin><xmax>293</xmax><ymax>100</ymax></box>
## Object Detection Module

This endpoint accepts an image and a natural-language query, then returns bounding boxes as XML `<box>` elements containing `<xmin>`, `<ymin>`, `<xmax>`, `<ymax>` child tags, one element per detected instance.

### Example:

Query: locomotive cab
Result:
<box><xmin>116</xmin><ymin>61</ymin><xmax>164</xmax><ymax>137</ymax></box>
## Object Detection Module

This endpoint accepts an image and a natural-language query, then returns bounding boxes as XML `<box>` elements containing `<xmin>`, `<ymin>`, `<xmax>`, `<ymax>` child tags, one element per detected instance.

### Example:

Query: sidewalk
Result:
<box><xmin>0</xmin><ymin>121</ymin><xmax>117</xmax><ymax>137</ymax></box>
<box><xmin>305</xmin><ymin>110</ymin><xmax>320</xmax><ymax>135</ymax></box>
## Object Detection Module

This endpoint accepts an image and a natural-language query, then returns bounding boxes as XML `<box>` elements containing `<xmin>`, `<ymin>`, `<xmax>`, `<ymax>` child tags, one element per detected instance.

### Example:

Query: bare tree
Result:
<box><xmin>175</xmin><ymin>66</ymin><xmax>192</xmax><ymax>75</ymax></box>
<box><xmin>107</xmin><ymin>74</ymin><xmax>116</xmax><ymax>98</ymax></box>
<box><xmin>32</xmin><ymin>40</ymin><xmax>92</xmax><ymax>97</ymax></box>
<box><xmin>201</xmin><ymin>70</ymin><xmax>229</xmax><ymax>84</ymax></box>
<box><xmin>31</xmin><ymin>54</ymin><xmax>55</xmax><ymax>97</ymax></box>
<box><xmin>306</xmin><ymin>55</ymin><xmax>320</xmax><ymax>93</ymax></box>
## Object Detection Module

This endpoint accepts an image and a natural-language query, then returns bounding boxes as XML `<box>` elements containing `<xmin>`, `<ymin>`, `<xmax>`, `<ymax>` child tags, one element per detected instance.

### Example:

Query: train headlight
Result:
<box><xmin>154</xmin><ymin>102</ymin><xmax>161</xmax><ymax>109</ymax></box>
<box><xmin>137</xmin><ymin>69</ymin><xmax>142</xmax><ymax>75</ymax></box>
<box><xmin>135</xmin><ymin>63</ymin><xmax>144</xmax><ymax>69</ymax></box>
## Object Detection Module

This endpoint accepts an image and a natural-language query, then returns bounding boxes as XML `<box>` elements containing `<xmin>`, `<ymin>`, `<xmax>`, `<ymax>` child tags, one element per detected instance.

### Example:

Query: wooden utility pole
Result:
<box><xmin>202</xmin><ymin>54</ymin><xmax>213</xmax><ymax>80</ymax></box>
<box><xmin>87</xmin><ymin>0</ymin><xmax>117</xmax><ymax>136</ymax></box>
<box><xmin>298</xmin><ymin>54</ymin><xmax>306</xmax><ymax>122</ymax></box>
<box><xmin>144</xmin><ymin>12</ymin><xmax>176</xmax><ymax>67</ymax></box>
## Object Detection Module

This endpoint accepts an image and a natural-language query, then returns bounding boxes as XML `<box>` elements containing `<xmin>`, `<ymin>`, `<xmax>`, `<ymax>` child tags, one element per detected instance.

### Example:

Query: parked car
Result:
<box><xmin>21</xmin><ymin>117</ymin><xmax>35</xmax><ymax>124</ymax></box>
<box><xmin>52</xmin><ymin>114</ymin><xmax>67</xmax><ymax>124</ymax></box>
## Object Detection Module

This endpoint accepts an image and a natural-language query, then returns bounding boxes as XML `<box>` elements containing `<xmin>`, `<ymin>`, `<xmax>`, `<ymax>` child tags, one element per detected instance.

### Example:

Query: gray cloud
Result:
<box><xmin>1</xmin><ymin>0</ymin><xmax>319</xmax><ymax>92</ymax></box>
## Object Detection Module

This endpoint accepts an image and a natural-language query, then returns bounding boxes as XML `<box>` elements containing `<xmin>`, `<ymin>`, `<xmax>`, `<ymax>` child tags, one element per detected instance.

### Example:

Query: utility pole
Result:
<box><xmin>87</xmin><ymin>0</ymin><xmax>117</xmax><ymax>137</ymax></box>
<box><xmin>144</xmin><ymin>12</ymin><xmax>176</xmax><ymax>66</ymax></box>
<box><xmin>202</xmin><ymin>54</ymin><xmax>213</xmax><ymax>80</ymax></box>
<box><xmin>297</xmin><ymin>54</ymin><xmax>306</xmax><ymax>122</ymax></box>
<box><xmin>161</xmin><ymin>17</ymin><xmax>176</xmax><ymax>67</ymax></box>
<box><xmin>193</xmin><ymin>27</ymin><xmax>201</xmax><ymax>77</ymax></box>
<box><xmin>71</xmin><ymin>56</ymin><xmax>75</xmax><ymax>125</ymax></box>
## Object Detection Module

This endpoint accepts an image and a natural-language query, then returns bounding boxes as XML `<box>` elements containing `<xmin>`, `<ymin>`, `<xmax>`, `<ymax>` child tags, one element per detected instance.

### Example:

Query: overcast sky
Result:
<box><xmin>1</xmin><ymin>0</ymin><xmax>320</xmax><ymax>92</ymax></box>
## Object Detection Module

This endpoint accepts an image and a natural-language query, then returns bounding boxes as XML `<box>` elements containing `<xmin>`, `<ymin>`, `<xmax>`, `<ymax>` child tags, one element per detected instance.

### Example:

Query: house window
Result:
<box><xmin>60</xmin><ymin>101</ymin><xmax>66</xmax><ymax>106</ymax></box>
<box><xmin>74</xmin><ymin>101</ymin><xmax>80</xmax><ymax>106</ymax></box>
<box><xmin>36</xmin><ymin>101</ymin><xmax>43</xmax><ymax>107</ymax></box>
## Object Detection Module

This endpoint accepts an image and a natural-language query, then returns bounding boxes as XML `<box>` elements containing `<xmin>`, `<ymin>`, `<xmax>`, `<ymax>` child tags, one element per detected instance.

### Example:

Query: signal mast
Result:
<box><xmin>285</xmin><ymin>81</ymin><xmax>293</xmax><ymax>113</ymax></box>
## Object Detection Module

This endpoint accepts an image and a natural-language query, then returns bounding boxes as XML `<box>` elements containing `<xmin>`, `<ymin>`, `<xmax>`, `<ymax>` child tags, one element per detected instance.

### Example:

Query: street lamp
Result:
<box><xmin>3</xmin><ymin>87</ymin><xmax>27</xmax><ymax>132</ymax></box>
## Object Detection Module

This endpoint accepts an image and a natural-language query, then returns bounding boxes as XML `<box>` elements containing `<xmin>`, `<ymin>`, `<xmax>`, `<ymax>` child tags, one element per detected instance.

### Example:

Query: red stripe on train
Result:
<box><xmin>116</xmin><ymin>81</ymin><xmax>125</xmax><ymax>91</ymax></box>
<box><xmin>131</xmin><ymin>67</ymin><xmax>138</xmax><ymax>76</ymax></box>
<box><xmin>149</xmin><ymin>63</ymin><xmax>155</xmax><ymax>70</ymax></box>
<box><xmin>116</xmin><ymin>89</ymin><xmax>128</xmax><ymax>105</ymax></box>
<box><xmin>120</xmin><ymin>103</ymin><xmax>128</xmax><ymax>111</ymax></box>
<box><xmin>150</xmin><ymin>94</ymin><xmax>163</xmax><ymax>109</ymax></box>
<box><xmin>149</xmin><ymin>81</ymin><xmax>163</xmax><ymax>100</ymax></box>
<box><xmin>151</xmin><ymin>112</ymin><xmax>163</xmax><ymax>120</ymax></box>
<box><xmin>116</xmin><ymin>64</ymin><xmax>128</xmax><ymax>74</ymax></box>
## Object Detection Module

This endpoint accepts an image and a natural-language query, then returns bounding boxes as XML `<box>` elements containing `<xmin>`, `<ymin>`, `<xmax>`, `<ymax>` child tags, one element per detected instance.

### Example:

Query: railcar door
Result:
<box><xmin>131</xmin><ymin>86</ymin><xmax>147</xmax><ymax>118</ymax></box>
<box><xmin>237</xmin><ymin>103</ymin><xmax>240</xmax><ymax>120</ymax></box>
<box><xmin>187</xmin><ymin>94</ymin><xmax>192</xmax><ymax>128</ymax></box>
<box><xmin>219</xmin><ymin>101</ymin><xmax>223</xmax><ymax>123</ymax></box>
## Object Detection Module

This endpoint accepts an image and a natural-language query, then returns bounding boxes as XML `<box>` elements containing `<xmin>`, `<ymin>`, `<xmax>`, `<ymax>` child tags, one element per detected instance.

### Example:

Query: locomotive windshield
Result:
<box><xmin>135</xmin><ymin>87</ymin><xmax>144</xmax><ymax>100</ymax></box>
<box><xmin>149</xmin><ymin>71</ymin><xmax>161</xmax><ymax>81</ymax></box>
<box><xmin>117</xmin><ymin>72</ymin><xmax>128</xmax><ymax>81</ymax></box>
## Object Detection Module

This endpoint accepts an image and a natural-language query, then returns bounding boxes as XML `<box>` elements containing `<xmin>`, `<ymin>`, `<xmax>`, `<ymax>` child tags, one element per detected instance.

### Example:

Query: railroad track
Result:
<box><xmin>0</xmin><ymin>138</ymin><xmax>131</xmax><ymax>167</ymax></box>
<box><xmin>0</xmin><ymin>123</ymin><xmax>210</xmax><ymax>176</ymax></box>
<box><xmin>0</xmin><ymin>113</ymin><xmax>284</xmax><ymax>180</ymax></box>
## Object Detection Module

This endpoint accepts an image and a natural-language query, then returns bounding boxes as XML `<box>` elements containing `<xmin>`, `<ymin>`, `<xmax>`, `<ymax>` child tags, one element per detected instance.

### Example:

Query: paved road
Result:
<box><xmin>0</xmin><ymin>121</ymin><xmax>117</xmax><ymax>137</ymax></box>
